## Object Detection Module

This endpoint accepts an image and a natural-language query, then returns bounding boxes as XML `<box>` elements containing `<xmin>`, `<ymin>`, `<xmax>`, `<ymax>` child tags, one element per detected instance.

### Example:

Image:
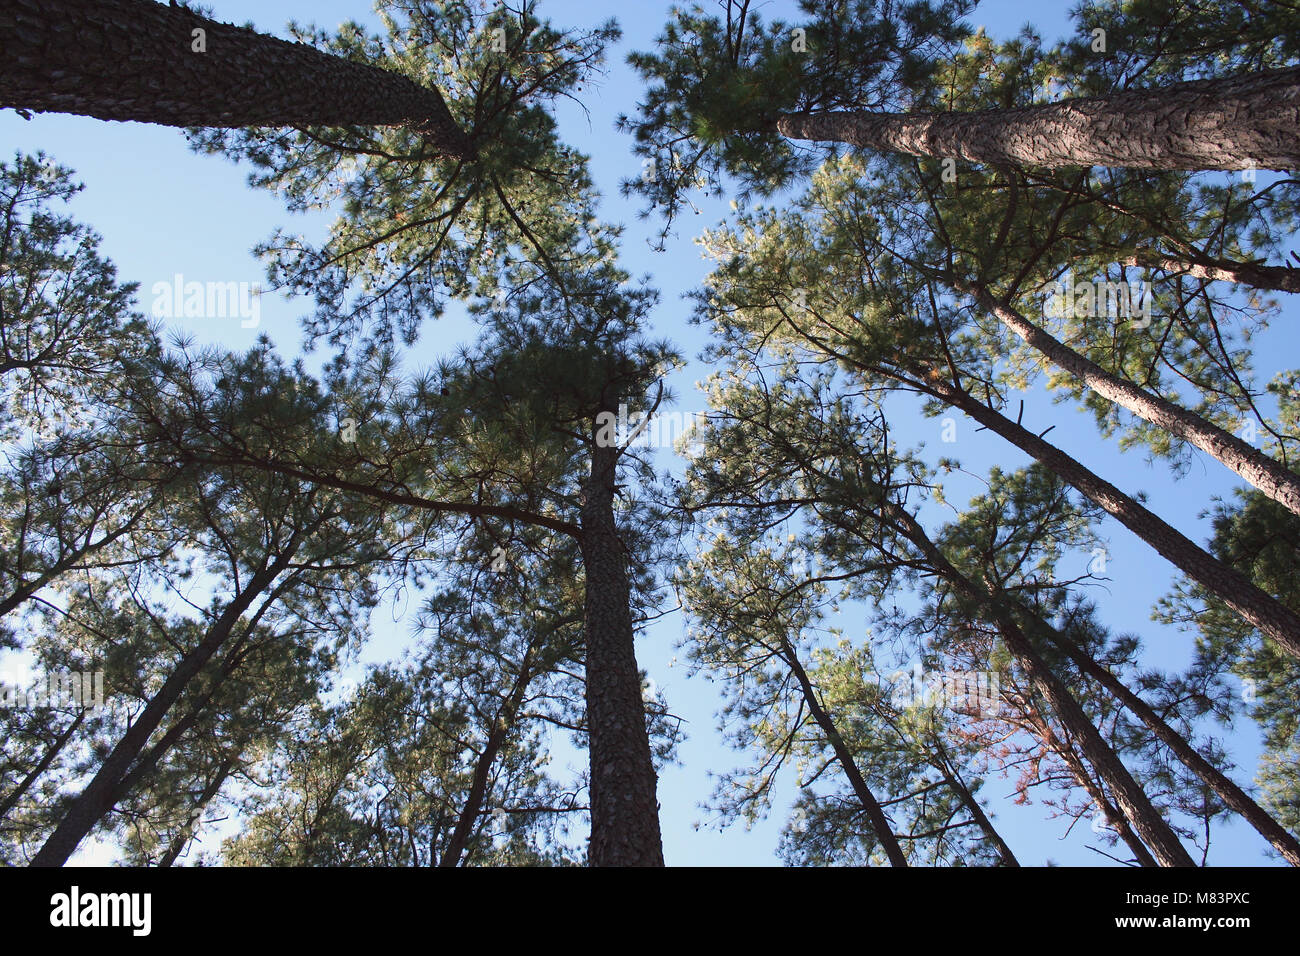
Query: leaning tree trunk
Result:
<box><xmin>775</xmin><ymin>66</ymin><xmax>1300</xmax><ymax>171</ymax></box>
<box><xmin>781</xmin><ymin>297</ymin><xmax>1300</xmax><ymax>653</ymax></box>
<box><xmin>984</xmin><ymin>605</ymin><xmax>1191</xmax><ymax>865</ymax></box>
<box><xmin>577</xmin><ymin>440</ymin><xmax>665</xmax><ymax>867</ymax></box>
<box><xmin>156</xmin><ymin>755</ymin><xmax>236</xmax><ymax>867</ymax></box>
<box><xmin>0</xmin><ymin>0</ymin><xmax>471</xmax><ymax>155</ymax></box>
<box><xmin>923</xmin><ymin>379</ymin><xmax>1300</xmax><ymax>659</ymax></box>
<box><xmin>929</xmin><ymin>733</ymin><xmax>1020</xmax><ymax>867</ymax></box>
<box><xmin>1038</xmin><ymin>618</ymin><xmax>1300</xmax><ymax>866</ymax></box>
<box><xmin>0</xmin><ymin>710</ymin><xmax>86</xmax><ymax>822</ymax></box>
<box><xmin>1039</xmin><ymin>717</ymin><xmax>1159</xmax><ymax>867</ymax></box>
<box><xmin>892</xmin><ymin>506</ymin><xmax>1197</xmax><ymax>867</ymax></box>
<box><xmin>1123</xmin><ymin>251</ymin><xmax>1300</xmax><ymax>295</ymax></box>
<box><xmin>439</xmin><ymin>645</ymin><xmax>536</xmax><ymax>868</ymax></box>
<box><xmin>28</xmin><ymin>540</ymin><xmax>301</xmax><ymax>867</ymax></box>
<box><xmin>781</xmin><ymin>637</ymin><xmax>908</xmax><ymax>866</ymax></box>
<box><xmin>960</xmin><ymin>280</ymin><xmax>1300</xmax><ymax>518</ymax></box>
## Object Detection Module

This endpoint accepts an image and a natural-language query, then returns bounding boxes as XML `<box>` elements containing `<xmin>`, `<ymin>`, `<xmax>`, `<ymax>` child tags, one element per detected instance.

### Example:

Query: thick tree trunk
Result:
<box><xmin>891</xmin><ymin>506</ymin><xmax>1197</xmax><ymax>866</ymax></box>
<box><xmin>962</xmin><ymin>281</ymin><xmax>1300</xmax><ymax>518</ymax></box>
<box><xmin>1123</xmin><ymin>251</ymin><xmax>1300</xmax><ymax>295</ymax></box>
<box><xmin>578</xmin><ymin>442</ymin><xmax>664</xmax><ymax>867</ymax></box>
<box><xmin>1039</xmin><ymin>619</ymin><xmax>1300</xmax><ymax>866</ymax></box>
<box><xmin>28</xmin><ymin>542</ymin><xmax>300</xmax><ymax>867</ymax></box>
<box><xmin>0</xmin><ymin>0</ymin><xmax>471</xmax><ymax>155</ymax></box>
<box><xmin>775</xmin><ymin>67</ymin><xmax>1300</xmax><ymax>171</ymax></box>
<box><xmin>927</xmin><ymin>380</ymin><xmax>1300</xmax><ymax>659</ymax></box>
<box><xmin>782</xmin><ymin>638</ymin><xmax>908</xmax><ymax>866</ymax></box>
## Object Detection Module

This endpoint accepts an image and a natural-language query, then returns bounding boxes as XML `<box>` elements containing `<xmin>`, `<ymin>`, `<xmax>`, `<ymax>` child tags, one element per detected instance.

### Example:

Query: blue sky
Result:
<box><xmin>3</xmin><ymin>0</ymin><xmax>1294</xmax><ymax>866</ymax></box>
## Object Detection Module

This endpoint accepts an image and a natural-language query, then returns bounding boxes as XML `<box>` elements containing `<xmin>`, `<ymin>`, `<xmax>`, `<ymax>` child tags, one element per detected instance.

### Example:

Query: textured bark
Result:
<box><xmin>1040</xmin><ymin>621</ymin><xmax>1300</xmax><ymax>866</ymax></box>
<box><xmin>1001</xmin><ymin>627</ymin><xmax>1192</xmax><ymax>867</ymax></box>
<box><xmin>0</xmin><ymin>0</ymin><xmax>471</xmax><ymax>155</ymax></box>
<box><xmin>927</xmin><ymin>380</ymin><xmax>1300</xmax><ymax>659</ymax></box>
<box><xmin>28</xmin><ymin>540</ymin><xmax>301</xmax><ymax>867</ymax></box>
<box><xmin>578</xmin><ymin>442</ymin><xmax>664</xmax><ymax>867</ymax></box>
<box><xmin>891</xmin><ymin>506</ymin><xmax>1196</xmax><ymax>866</ymax></box>
<box><xmin>963</xmin><ymin>281</ymin><xmax>1300</xmax><ymax>518</ymax></box>
<box><xmin>781</xmin><ymin>637</ymin><xmax>908</xmax><ymax>866</ymax></box>
<box><xmin>775</xmin><ymin>67</ymin><xmax>1300</xmax><ymax>171</ymax></box>
<box><xmin>1123</xmin><ymin>252</ymin><xmax>1300</xmax><ymax>295</ymax></box>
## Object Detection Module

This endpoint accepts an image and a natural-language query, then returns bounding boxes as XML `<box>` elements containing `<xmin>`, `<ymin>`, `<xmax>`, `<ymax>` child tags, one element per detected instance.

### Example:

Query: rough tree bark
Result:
<box><xmin>960</xmin><ymin>280</ymin><xmax>1300</xmax><ymax>518</ymax></box>
<box><xmin>775</xmin><ymin>67</ymin><xmax>1300</xmax><ymax>171</ymax></box>
<box><xmin>578</xmin><ymin>440</ymin><xmax>664</xmax><ymax>867</ymax></box>
<box><xmin>925</xmin><ymin>379</ymin><xmax>1300</xmax><ymax>659</ymax></box>
<box><xmin>0</xmin><ymin>0</ymin><xmax>471</xmax><ymax>156</ymax></box>
<box><xmin>1123</xmin><ymin>251</ymin><xmax>1300</xmax><ymax>295</ymax></box>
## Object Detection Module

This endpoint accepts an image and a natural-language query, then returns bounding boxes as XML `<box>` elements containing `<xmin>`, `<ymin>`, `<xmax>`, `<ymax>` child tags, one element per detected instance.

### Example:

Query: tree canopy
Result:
<box><xmin>2</xmin><ymin>0</ymin><xmax>1298</xmax><ymax>871</ymax></box>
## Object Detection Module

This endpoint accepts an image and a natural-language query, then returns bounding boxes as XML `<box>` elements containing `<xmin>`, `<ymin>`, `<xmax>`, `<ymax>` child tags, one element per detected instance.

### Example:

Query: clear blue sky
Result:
<box><xmin>3</xmin><ymin>0</ymin><xmax>1293</xmax><ymax>866</ymax></box>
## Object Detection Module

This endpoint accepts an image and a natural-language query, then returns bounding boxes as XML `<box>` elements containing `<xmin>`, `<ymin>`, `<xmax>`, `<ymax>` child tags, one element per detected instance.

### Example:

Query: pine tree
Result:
<box><xmin>0</xmin><ymin>0</ymin><xmax>469</xmax><ymax>154</ymax></box>
<box><xmin>689</xmin><ymin>155</ymin><xmax>1300</xmax><ymax>657</ymax></box>
<box><xmin>624</xmin><ymin>0</ymin><xmax>1300</xmax><ymax>222</ymax></box>
<box><xmin>26</xmin><ymin>348</ymin><xmax>395</xmax><ymax>866</ymax></box>
<box><xmin>679</xmin><ymin>355</ymin><xmax>1199</xmax><ymax>863</ymax></box>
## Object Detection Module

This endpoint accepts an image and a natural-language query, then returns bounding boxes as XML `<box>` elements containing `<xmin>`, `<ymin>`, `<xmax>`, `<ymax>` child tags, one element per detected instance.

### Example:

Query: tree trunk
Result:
<box><xmin>962</xmin><ymin>280</ymin><xmax>1300</xmax><ymax>518</ymax></box>
<box><xmin>1038</xmin><ymin>618</ymin><xmax>1300</xmax><ymax>866</ymax></box>
<box><xmin>1041</xmin><ymin>718</ymin><xmax>1159</xmax><ymax>867</ymax></box>
<box><xmin>439</xmin><ymin>646</ymin><xmax>535</xmax><ymax>868</ymax></box>
<box><xmin>891</xmin><ymin>505</ymin><xmax>1197</xmax><ymax>866</ymax></box>
<box><xmin>929</xmin><ymin>733</ymin><xmax>1019</xmax><ymax>866</ymax></box>
<box><xmin>775</xmin><ymin>66</ymin><xmax>1300</xmax><ymax>171</ymax></box>
<box><xmin>90</xmin><ymin>572</ymin><xmax>304</xmax><ymax>819</ymax></box>
<box><xmin>991</xmin><ymin>616</ymin><xmax>1192</xmax><ymax>864</ymax></box>
<box><xmin>437</xmin><ymin>724</ymin><xmax>508</xmax><ymax>868</ymax></box>
<box><xmin>926</xmin><ymin>379</ymin><xmax>1300</xmax><ymax>659</ymax></box>
<box><xmin>156</xmin><ymin>755</ymin><xmax>236</xmax><ymax>867</ymax></box>
<box><xmin>578</xmin><ymin>441</ymin><xmax>664</xmax><ymax>867</ymax></box>
<box><xmin>28</xmin><ymin>540</ymin><xmax>301</xmax><ymax>867</ymax></box>
<box><xmin>0</xmin><ymin>710</ymin><xmax>85</xmax><ymax>821</ymax></box>
<box><xmin>781</xmin><ymin>637</ymin><xmax>908</xmax><ymax>866</ymax></box>
<box><xmin>0</xmin><ymin>0</ymin><xmax>471</xmax><ymax>155</ymax></box>
<box><xmin>1123</xmin><ymin>251</ymin><xmax>1300</xmax><ymax>295</ymax></box>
